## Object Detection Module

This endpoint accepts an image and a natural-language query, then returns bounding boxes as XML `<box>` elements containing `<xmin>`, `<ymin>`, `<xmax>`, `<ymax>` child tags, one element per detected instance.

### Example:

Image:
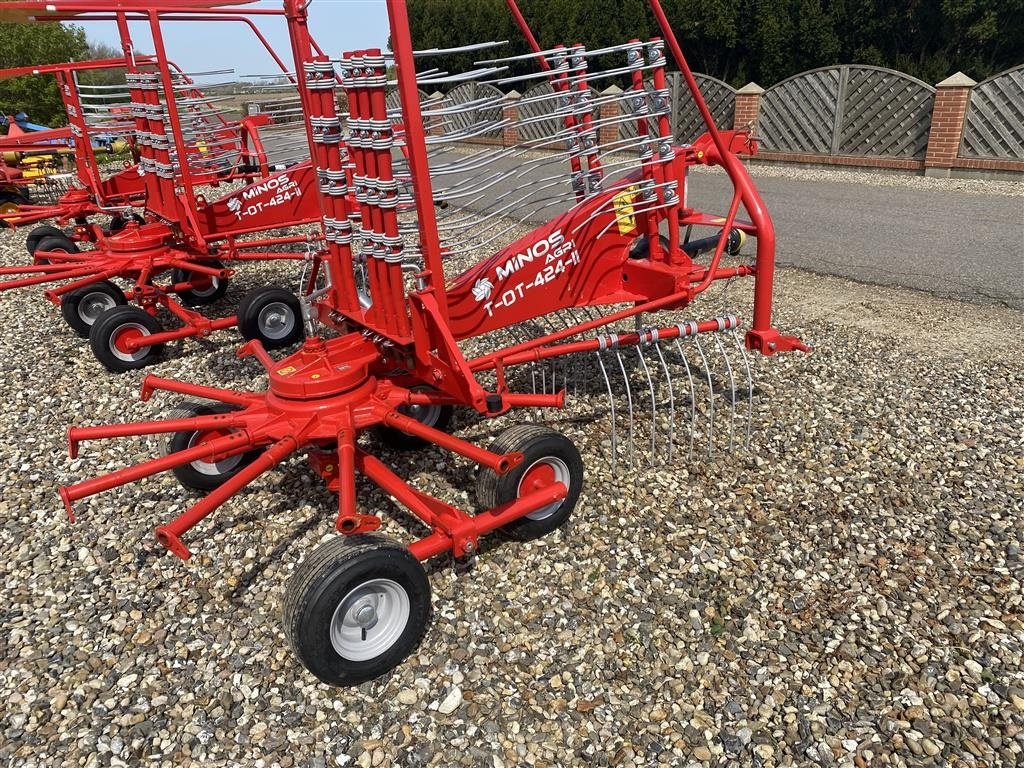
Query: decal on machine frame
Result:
<box><xmin>227</xmin><ymin>174</ymin><xmax>301</xmax><ymax>219</ymax></box>
<box><xmin>472</xmin><ymin>229</ymin><xmax>581</xmax><ymax>317</ymax></box>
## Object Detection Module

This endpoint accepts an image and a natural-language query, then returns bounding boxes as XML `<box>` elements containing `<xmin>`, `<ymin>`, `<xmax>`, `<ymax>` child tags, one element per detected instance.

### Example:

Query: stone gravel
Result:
<box><xmin>0</xmin><ymin>217</ymin><xmax>1021</xmax><ymax>768</ymax></box>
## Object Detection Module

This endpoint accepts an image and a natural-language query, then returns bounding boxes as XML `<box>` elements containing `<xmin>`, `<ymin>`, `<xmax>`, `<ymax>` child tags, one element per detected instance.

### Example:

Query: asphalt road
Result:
<box><xmin>687</xmin><ymin>171</ymin><xmax>1024</xmax><ymax>311</ymax></box>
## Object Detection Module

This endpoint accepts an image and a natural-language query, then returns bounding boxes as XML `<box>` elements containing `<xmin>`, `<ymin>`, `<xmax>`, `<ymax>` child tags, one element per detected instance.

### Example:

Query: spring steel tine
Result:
<box><xmin>414</xmin><ymin>40</ymin><xmax>509</xmax><ymax>57</ymax></box>
<box><xmin>417</xmin><ymin>67</ymin><xmax>509</xmax><ymax>86</ymax></box>
<box><xmin>673</xmin><ymin>338</ymin><xmax>698</xmax><ymax>461</ymax></box>
<box><xmin>634</xmin><ymin>344</ymin><xmax>658</xmax><ymax>466</ymax></box>
<box><xmin>693</xmin><ymin>334</ymin><xmax>715</xmax><ymax>455</ymax></box>
<box><xmin>731</xmin><ymin>327</ymin><xmax>754</xmax><ymax>449</ymax></box>
<box><xmin>424</xmin><ymin>119</ymin><xmax>510</xmax><ymax>144</ymax></box>
<box><xmin>714</xmin><ymin>333</ymin><xmax>737</xmax><ymax>452</ymax></box>
<box><xmin>610</xmin><ymin>345</ymin><xmax>635</xmax><ymax>467</ymax></box>
<box><xmin>595</xmin><ymin>351</ymin><xmax>618</xmax><ymax>474</ymax></box>
<box><xmin>651</xmin><ymin>339</ymin><xmax>675</xmax><ymax>464</ymax></box>
<box><xmin>437</xmin><ymin>185</ymin><xmax>570</xmax><ymax>248</ymax></box>
<box><xmin>421</xmin><ymin>93</ymin><xmax>508</xmax><ymax>118</ymax></box>
<box><xmin>475</xmin><ymin>47</ymin><xmax>570</xmax><ymax>65</ymax></box>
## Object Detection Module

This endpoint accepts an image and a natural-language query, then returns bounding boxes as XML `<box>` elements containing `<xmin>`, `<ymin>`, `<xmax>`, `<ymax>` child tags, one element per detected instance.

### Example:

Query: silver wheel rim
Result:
<box><xmin>517</xmin><ymin>456</ymin><xmax>571</xmax><ymax>521</ymax></box>
<box><xmin>189</xmin><ymin>274</ymin><xmax>220</xmax><ymax>298</ymax></box>
<box><xmin>186</xmin><ymin>430</ymin><xmax>244</xmax><ymax>476</ymax></box>
<box><xmin>329</xmin><ymin>578</ymin><xmax>410</xmax><ymax>662</ymax></box>
<box><xmin>108</xmin><ymin>322</ymin><xmax>151</xmax><ymax>362</ymax></box>
<box><xmin>401</xmin><ymin>402</ymin><xmax>442</xmax><ymax>429</ymax></box>
<box><xmin>257</xmin><ymin>301</ymin><xmax>296</xmax><ymax>340</ymax></box>
<box><xmin>79</xmin><ymin>291</ymin><xmax>116</xmax><ymax>325</ymax></box>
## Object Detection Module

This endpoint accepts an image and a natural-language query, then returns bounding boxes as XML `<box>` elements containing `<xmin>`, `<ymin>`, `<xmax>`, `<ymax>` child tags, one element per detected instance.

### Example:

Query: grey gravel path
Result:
<box><xmin>0</xmin><ymin>219</ymin><xmax>1021</xmax><ymax>768</ymax></box>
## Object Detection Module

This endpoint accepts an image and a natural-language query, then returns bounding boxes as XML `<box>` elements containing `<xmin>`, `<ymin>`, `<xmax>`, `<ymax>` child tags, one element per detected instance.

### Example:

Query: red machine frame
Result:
<box><xmin>53</xmin><ymin>0</ymin><xmax>808</xmax><ymax>684</ymax></box>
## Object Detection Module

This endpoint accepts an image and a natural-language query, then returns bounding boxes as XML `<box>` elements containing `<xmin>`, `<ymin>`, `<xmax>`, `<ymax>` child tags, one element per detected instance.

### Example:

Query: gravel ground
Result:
<box><xmin>0</xmin><ymin>217</ymin><xmax>1021</xmax><ymax>768</ymax></box>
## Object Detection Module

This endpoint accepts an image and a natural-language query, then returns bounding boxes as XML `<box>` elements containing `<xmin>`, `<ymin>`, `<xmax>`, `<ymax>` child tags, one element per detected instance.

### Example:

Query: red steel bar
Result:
<box><xmin>60</xmin><ymin>430</ymin><xmax>257</xmax><ymax>506</ymax></box>
<box><xmin>140</xmin><ymin>374</ymin><xmax>259</xmax><ymax>407</ymax></box>
<box><xmin>155</xmin><ymin>435</ymin><xmax>300</xmax><ymax>559</ymax></box>
<box><xmin>68</xmin><ymin>413</ymin><xmax>248</xmax><ymax>457</ymax></box>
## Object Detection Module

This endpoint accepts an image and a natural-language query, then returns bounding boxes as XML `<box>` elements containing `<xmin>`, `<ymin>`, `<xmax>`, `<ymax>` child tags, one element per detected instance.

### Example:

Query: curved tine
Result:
<box><xmin>538</xmin><ymin>315</ymin><xmax>561</xmax><ymax>399</ymax></box>
<box><xmin>438</xmin><ymin>178</ymin><xmax>573</xmax><ymax>236</ymax></box>
<box><xmin>442</xmin><ymin>197</ymin><xmax>575</xmax><ymax>256</ymax></box>
<box><xmin>732</xmin><ymin>327</ymin><xmax>754</xmax><ymax>450</ymax></box>
<box><xmin>594</xmin><ymin>351</ymin><xmax>618</xmax><ymax>473</ymax></box>
<box><xmin>693</xmin><ymin>335</ymin><xmax>715</xmax><ymax>455</ymax></box>
<box><xmin>435</xmin><ymin>176</ymin><xmax>567</xmax><ymax>232</ymax></box>
<box><xmin>652</xmin><ymin>341</ymin><xmax>675</xmax><ymax>464</ymax></box>
<box><xmin>554</xmin><ymin>309</ymin><xmax>583</xmax><ymax>397</ymax></box>
<box><xmin>612</xmin><ymin>347</ymin><xmax>635</xmax><ymax>467</ymax></box>
<box><xmin>673</xmin><ymin>338</ymin><xmax>698</xmax><ymax>461</ymax></box>
<box><xmin>635</xmin><ymin>345</ymin><xmax>658</xmax><ymax>467</ymax></box>
<box><xmin>714</xmin><ymin>333</ymin><xmax>737</xmax><ymax>453</ymax></box>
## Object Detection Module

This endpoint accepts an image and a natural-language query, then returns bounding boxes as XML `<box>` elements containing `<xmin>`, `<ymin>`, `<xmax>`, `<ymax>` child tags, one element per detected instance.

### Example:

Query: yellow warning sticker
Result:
<box><xmin>613</xmin><ymin>186</ymin><xmax>639</xmax><ymax>235</ymax></box>
<box><xmin>276</xmin><ymin>366</ymin><xmax>296</xmax><ymax>376</ymax></box>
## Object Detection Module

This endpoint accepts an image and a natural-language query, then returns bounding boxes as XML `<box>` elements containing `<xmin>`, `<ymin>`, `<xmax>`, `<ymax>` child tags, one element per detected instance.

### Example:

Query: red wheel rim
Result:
<box><xmin>113</xmin><ymin>326</ymin><xmax>146</xmax><ymax>355</ymax></box>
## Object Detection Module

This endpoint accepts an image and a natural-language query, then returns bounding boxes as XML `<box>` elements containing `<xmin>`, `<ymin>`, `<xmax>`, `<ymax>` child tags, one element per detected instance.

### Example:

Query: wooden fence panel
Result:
<box><xmin>960</xmin><ymin>66</ymin><xmax>1024</xmax><ymax>160</ymax></box>
<box><xmin>673</xmin><ymin>73</ymin><xmax>735</xmax><ymax>142</ymax></box>
<box><xmin>759</xmin><ymin>67</ymin><xmax>841</xmax><ymax>154</ymax></box>
<box><xmin>837</xmin><ymin>67</ymin><xmax>933</xmax><ymax>158</ymax></box>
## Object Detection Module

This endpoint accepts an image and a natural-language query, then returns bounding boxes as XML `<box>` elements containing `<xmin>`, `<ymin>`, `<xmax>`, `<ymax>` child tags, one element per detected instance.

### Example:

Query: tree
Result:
<box><xmin>404</xmin><ymin>0</ymin><xmax>1024</xmax><ymax>89</ymax></box>
<box><xmin>0</xmin><ymin>22</ymin><xmax>90</xmax><ymax>127</ymax></box>
<box><xmin>78</xmin><ymin>41</ymin><xmax>130</xmax><ymax>89</ymax></box>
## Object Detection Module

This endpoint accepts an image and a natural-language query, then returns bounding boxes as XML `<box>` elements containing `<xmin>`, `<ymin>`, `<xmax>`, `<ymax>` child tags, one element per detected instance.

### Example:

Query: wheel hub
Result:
<box><xmin>329</xmin><ymin>578</ymin><xmax>410</xmax><ymax>661</ymax></box>
<box><xmin>517</xmin><ymin>457</ymin><xmax>570</xmax><ymax>521</ymax></box>
<box><xmin>81</xmin><ymin>293</ymin><xmax>115</xmax><ymax>322</ymax></box>
<box><xmin>258</xmin><ymin>302</ymin><xmax>294</xmax><ymax>339</ymax></box>
<box><xmin>110</xmin><ymin>324</ymin><xmax>151</xmax><ymax>361</ymax></box>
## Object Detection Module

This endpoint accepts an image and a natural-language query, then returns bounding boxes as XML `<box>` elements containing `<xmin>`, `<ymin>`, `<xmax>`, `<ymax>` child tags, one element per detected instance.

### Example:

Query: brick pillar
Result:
<box><xmin>923</xmin><ymin>72</ymin><xmax>976</xmax><ymax>178</ymax></box>
<box><xmin>598</xmin><ymin>85</ymin><xmax>623</xmax><ymax>149</ymax></box>
<box><xmin>733</xmin><ymin>82</ymin><xmax>764</xmax><ymax>131</ymax></box>
<box><xmin>502</xmin><ymin>90</ymin><xmax>521</xmax><ymax>148</ymax></box>
<box><xmin>426</xmin><ymin>91</ymin><xmax>446</xmax><ymax>136</ymax></box>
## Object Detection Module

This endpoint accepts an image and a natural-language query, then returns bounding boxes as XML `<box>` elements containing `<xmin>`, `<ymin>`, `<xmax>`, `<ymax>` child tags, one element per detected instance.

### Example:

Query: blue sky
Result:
<box><xmin>77</xmin><ymin>1</ymin><xmax>390</xmax><ymax>82</ymax></box>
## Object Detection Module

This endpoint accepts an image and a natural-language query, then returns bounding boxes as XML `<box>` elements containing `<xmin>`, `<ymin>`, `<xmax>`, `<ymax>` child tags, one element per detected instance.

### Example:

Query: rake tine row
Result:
<box><xmin>570</xmin><ymin>320</ymin><xmax>757</xmax><ymax>471</ymax></box>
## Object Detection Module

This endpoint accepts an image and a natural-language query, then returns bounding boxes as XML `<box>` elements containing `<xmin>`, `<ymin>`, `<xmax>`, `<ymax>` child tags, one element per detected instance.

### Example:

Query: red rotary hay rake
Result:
<box><xmin>55</xmin><ymin>0</ymin><xmax>807</xmax><ymax>685</ymax></box>
<box><xmin>0</xmin><ymin>1</ymin><xmax>342</xmax><ymax>369</ymax></box>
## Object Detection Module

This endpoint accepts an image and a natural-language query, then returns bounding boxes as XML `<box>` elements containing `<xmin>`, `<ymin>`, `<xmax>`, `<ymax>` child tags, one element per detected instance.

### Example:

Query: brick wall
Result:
<box><xmin>922</xmin><ymin>73</ymin><xmax>975</xmax><ymax>176</ymax></box>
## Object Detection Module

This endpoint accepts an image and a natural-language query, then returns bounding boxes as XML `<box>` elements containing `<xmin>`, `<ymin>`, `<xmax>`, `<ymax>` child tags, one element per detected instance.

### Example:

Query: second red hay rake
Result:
<box><xmin>53</xmin><ymin>0</ymin><xmax>807</xmax><ymax>685</ymax></box>
<box><xmin>0</xmin><ymin>3</ymin><xmax>342</xmax><ymax>369</ymax></box>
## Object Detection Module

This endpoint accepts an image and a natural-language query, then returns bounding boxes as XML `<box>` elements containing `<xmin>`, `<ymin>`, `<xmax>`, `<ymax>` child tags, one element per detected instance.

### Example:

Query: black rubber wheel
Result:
<box><xmin>375</xmin><ymin>387</ymin><xmax>454</xmax><ymax>450</ymax></box>
<box><xmin>88</xmin><ymin>306</ymin><xmax>164</xmax><ymax>372</ymax></box>
<box><xmin>60</xmin><ymin>280</ymin><xmax>127</xmax><ymax>337</ymax></box>
<box><xmin>108</xmin><ymin>212</ymin><xmax>145</xmax><ymax>234</ymax></box>
<box><xmin>475</xmin><ymin>424</ymin><xmax>584</xmax><ymax>541</ymax></box>
<box><xmin>283</xmin><ymin>534</ymin><xmax>431</xmax><ymax>687</ymax></box>
<box><xmin>0</xmin><ymin>189</ymin><xmax>27</xmax><ymax>218</ymax></box>
<box><xmin>629</xmin><ymin>234</ymin><xmax>670</xmax><ymax>260</ymax></box>
<box><xmin>171</xmin><ymin>260</ymin><xmax>229</xmax><ymax>307</ymax></box>
<box><xmin>26</xmin><ymin>225</ymin><xmax>67</xmax><ymax>255</ymax></box>
<box><xmin>32</xmin><ymin>234</ymin><xmax>79</xmax><ymax>265</ymax></box>
<box><xmin>166</xmin><ymin>401</ymin><xmax>261</xmax><ymax>493</ymax></box>
<box><xmin>237</xmin><ymin>287</ymin><xmax>304</xmax><ymax>349</ymax></box>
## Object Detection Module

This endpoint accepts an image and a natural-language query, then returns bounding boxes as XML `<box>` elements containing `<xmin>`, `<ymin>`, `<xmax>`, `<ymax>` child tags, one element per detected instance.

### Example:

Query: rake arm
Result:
<box><xmin>59</xmin><ymin>429</ymin><xmax>261</xmax><ymax>522</ymax></box>
<box><xmin>154</xmin><ymin>434</ymin><xmax>301</xmax><ymax>560</ymax></box>
<box><xmin>67</xmin><ymin>413</ymin><xmax>252</xmax><ymax>458</ymax></box>
<box><xmin>140</xmin><ymin>374</ymin><xmax>262</xmax><ymax>407</ymax></box>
